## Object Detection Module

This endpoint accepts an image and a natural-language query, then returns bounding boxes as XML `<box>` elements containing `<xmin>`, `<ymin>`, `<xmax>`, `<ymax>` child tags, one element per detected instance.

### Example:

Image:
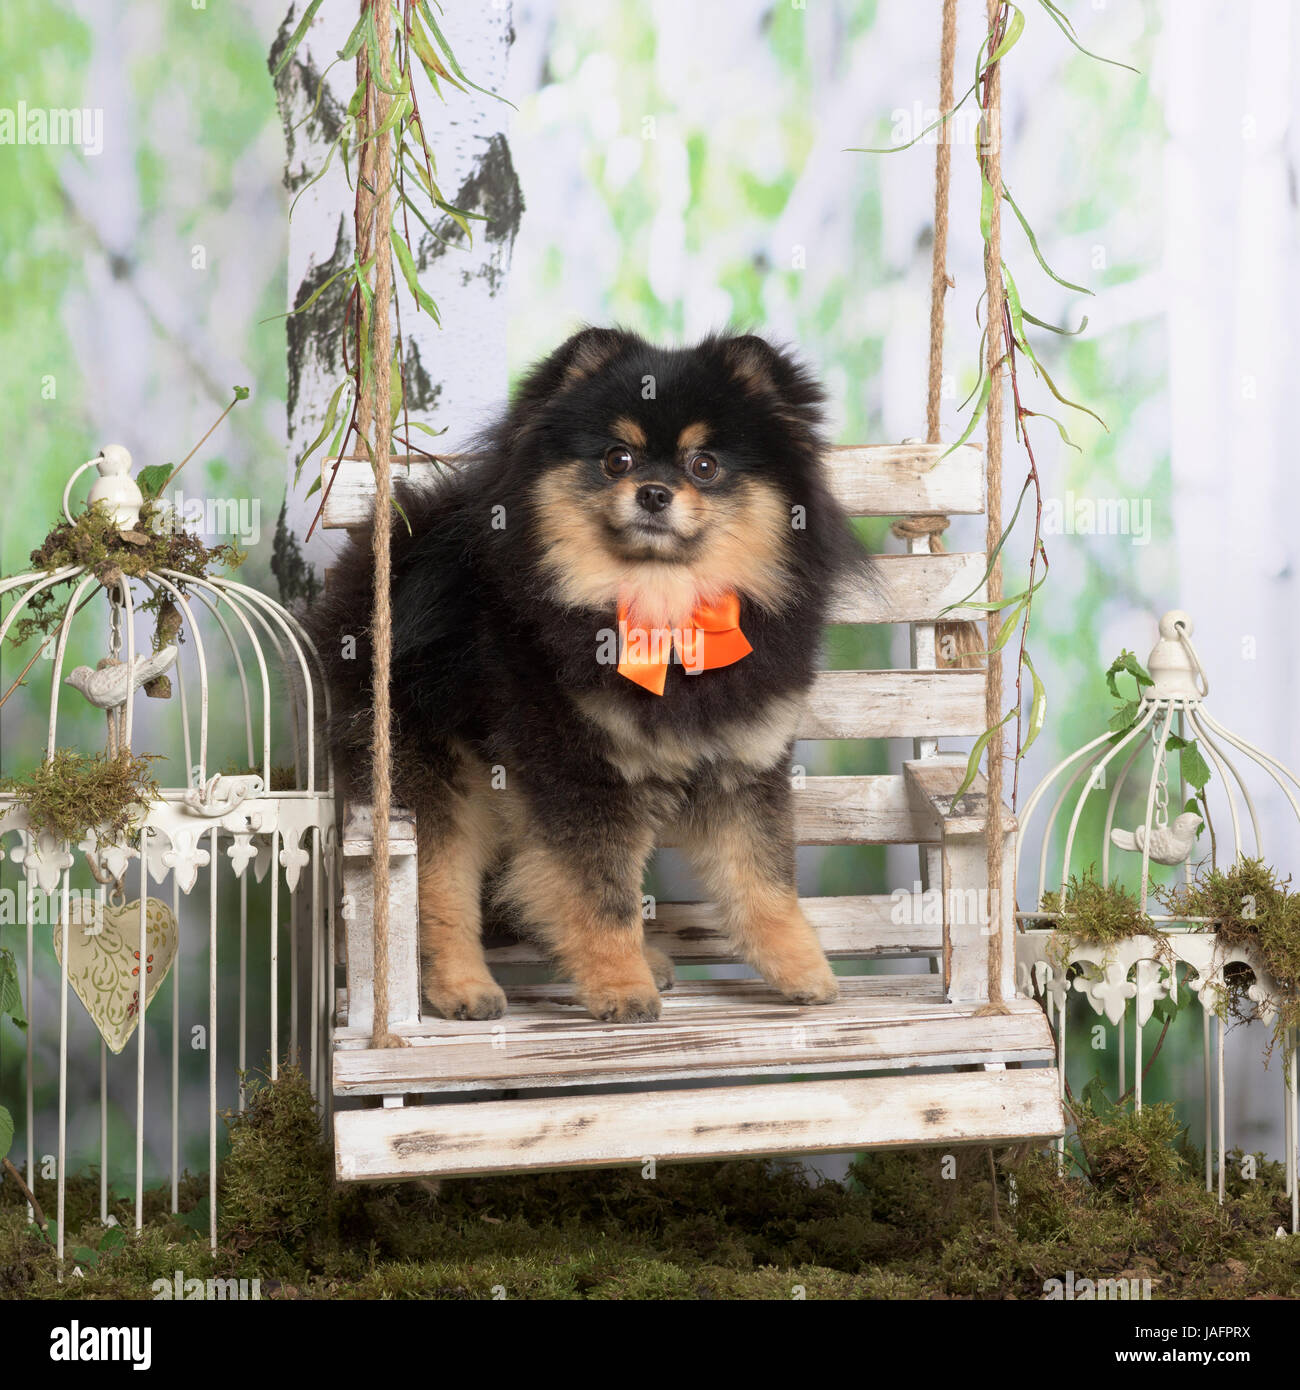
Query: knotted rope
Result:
<box><xmin>979</xmin><ymin>0</ymin><xmax>1009</xmax><ymax>1014</ymax></box>
<box><xmin>904</xmin><ymin>0</ymin><xmax>983</xmax><ymax>675</ymax></box>
<box><xmin>361</xmin><ymin>0</ymin><xmax>402</xmax><ymax>1050</ymax></box>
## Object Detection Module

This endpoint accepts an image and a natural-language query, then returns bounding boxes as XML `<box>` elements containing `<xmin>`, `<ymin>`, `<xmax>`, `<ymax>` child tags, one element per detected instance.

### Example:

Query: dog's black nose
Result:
<box><xmin>637</xmin><ymin>484</ymin><xmax>673</xmax><ymax>514</ymax></box>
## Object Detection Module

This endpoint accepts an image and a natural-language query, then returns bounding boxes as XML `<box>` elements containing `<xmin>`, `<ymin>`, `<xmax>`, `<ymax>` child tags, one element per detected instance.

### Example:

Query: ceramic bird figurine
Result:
<box><xmin>1109</xmin><ymin>811</ymin><xmax>1201</xmax><ymax>865</ymax></box>
<box><xmin>66</xmin><ymin>645</ymin><xmax>178</xmax><ymax>710</ymax></box>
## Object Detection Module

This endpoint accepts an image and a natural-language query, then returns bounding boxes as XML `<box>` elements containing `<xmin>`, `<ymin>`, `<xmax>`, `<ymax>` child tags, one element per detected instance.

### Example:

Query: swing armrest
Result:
<box><xmin>904</xmin><ymin>758</ymin><xmax>1018</xmax><ymax>1006</ymax></box>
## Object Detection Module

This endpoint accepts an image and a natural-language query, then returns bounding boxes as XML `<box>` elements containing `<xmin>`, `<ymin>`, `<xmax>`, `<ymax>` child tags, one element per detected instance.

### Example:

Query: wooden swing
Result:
<box><xmin>323</xmin><ymin>0</ymin><xmax>1064</xmax><ymax>1182</ymax></box>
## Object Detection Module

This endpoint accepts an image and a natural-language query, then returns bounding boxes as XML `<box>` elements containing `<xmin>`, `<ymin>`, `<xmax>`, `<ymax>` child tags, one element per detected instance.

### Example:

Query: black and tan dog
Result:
<box><xmin>311</xmin><ymin>328</ymin><xmax>871</xmax><ymax>1024</ymax></box>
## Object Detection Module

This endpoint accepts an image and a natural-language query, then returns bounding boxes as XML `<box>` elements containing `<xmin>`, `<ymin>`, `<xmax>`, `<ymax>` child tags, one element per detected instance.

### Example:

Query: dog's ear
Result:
<box><xmin>718</xmin><ymin>334</ymin><xmax>825</xmax><ymax>427</ymax></box>
<box><xmin>512</xmin><ymin>327</ymin><xmax>635</xmax><ymax>411</ymax></box>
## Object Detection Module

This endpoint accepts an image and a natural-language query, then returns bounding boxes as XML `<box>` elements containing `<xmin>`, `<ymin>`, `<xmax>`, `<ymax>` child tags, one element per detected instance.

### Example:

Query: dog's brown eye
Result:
<box><xmin>688</xmin><ymin>452</ymin><xmax>719</xmax><ymax>482</ymax></box>
<box><xmin>604</xmin><ymin>446</ymin><xmax>635</xmax><ymax>476</ymax></box>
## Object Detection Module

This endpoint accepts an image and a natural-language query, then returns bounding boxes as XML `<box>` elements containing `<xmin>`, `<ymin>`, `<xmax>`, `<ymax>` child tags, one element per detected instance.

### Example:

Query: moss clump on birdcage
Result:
<box><xmin>1157</xmin><ymin>858</ymin><xmax>1300</xmax><ymax>1052</ymax></box>
<box><xmin>1040</xmin><ymin>867</ymin><xmax>1159</xmax><ymax>971</ymax></box>
<box><xmin>0</xmin><ymin>748</ymin><xmax>161</xmax><ymax>844</ymax></box>
<box><xmin>9</xmin><ymin>499</ymin><xmax>244</xmax><ymax>653</ymax></box>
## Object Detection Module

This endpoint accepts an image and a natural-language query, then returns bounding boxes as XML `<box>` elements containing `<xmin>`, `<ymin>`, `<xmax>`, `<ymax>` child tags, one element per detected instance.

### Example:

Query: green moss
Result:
<box><xmin>1158</xmin><ymin>858</ymin><xmax>1300</xmax><ymax>1050</ymax></box>
<box><xmin>218</xmin><ymin>1066</ymin><xmax>334</xmax><ymax>1271</ymax></box>
<box><xmin>1042</xmin><ymin>867</ymin><xmax>1158</xmax><ymax>969</ymax></box>
<box><xmin>3</xmin><ymin>1071</ymin><xmax>1297</xmax><ymax>1300</ymax></box>
<box><xmin>10</xmin><ymin>499</ymin><xmax>244</xmax><ymax>652</ymax></box>
<box><xmin>0</xmin><ymin>747</ymin><xmax>161</xmax><ymax>843</ymax></box>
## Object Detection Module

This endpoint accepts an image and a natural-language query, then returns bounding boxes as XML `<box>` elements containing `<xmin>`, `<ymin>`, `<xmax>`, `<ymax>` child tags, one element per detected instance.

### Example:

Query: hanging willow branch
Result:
<box><xmin>273</xmin><ymin>0</ymin><xmax>508</xmax><ymax>538</ymax></box>
<box><xmin>856</xmin><ymin>1</ymin><xmax>1136</xmax><ymax>806</ymax></box>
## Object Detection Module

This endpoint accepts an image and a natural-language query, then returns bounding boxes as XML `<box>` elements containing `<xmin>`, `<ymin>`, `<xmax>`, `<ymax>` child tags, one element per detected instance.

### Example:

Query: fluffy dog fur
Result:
<box><xmin>309</xmin><ymin>328</ymin><xmax>871</xmax><ymax>1023</ymax></box>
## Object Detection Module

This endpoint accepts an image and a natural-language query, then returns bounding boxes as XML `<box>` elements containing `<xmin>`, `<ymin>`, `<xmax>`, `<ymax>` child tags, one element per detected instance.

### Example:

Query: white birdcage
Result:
<box><xmin>1014</xmin><ymin>609</ymin><xmax>1298</xmax><ymax>1231</ymax></box>
<box><xmin>0</xmin><ymin>448</ymin><xmax>335</xmax><ymax>1259</ymax></box>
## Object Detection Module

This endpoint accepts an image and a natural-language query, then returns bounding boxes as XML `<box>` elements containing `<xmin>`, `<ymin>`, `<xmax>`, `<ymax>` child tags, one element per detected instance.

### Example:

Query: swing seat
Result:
<box><xmin>321</xmin><ymin>442</ymin><xmax>1064</xmax><ymax>1182</ymax></box>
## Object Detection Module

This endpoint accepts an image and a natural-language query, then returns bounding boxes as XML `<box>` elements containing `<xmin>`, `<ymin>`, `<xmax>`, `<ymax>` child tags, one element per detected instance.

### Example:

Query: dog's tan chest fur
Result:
<box><xmin>572</xmin><ymin>689</ymin><xmax>806</xmax><ymax>784</ymax></box>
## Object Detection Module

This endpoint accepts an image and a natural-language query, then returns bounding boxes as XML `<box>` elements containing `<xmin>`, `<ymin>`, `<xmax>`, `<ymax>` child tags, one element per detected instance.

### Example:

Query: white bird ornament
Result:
<box><xmin>65</xmin><ymin>645</ymin><xmax>178</xmax><ymax>710</ymax></box>
<box><xmin>1109</xmin><ymin>811</ymin><xmax>1201</xmax><ymax>866</ymax></box>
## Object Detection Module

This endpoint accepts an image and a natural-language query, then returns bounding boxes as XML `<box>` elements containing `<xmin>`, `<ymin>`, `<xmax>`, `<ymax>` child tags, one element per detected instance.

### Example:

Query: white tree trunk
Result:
<box><xmin>270</xmin><ymin>0</ymin><xmax>519</xmax><ymax>597</ymax></box>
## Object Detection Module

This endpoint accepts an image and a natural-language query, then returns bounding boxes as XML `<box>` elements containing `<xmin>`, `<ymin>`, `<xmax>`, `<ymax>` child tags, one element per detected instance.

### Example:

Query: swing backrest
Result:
<box><xmin>322</xmin><ymin>442</ymin><xmax>988</xmax><ymax>974</ymax></box>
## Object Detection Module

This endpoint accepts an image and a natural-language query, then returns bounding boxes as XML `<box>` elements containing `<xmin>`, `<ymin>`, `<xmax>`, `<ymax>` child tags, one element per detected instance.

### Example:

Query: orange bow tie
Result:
<box><xmin>616</xmin><ymin>592</ymin><xmax>753</xmax><ymax>695</ymax></box>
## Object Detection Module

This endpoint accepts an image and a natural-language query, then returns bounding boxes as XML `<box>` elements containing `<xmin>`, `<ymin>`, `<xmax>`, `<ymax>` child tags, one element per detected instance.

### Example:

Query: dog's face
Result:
<box><xmin>510</xmin><ymin>330</ymin><xmax>827</xmax><ymax>625</ymax></box>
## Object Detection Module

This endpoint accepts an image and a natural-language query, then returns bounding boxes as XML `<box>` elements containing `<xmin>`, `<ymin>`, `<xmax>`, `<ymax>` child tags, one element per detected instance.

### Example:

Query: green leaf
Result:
<box><xmin>942</xmin><ymin>370</ymin><xmax>992</xmax><ymax>458</ymax></box>
<box><xmin>233</xmin><ymin>385</ymin><xmax>250</xmax><ymax>401</ymax></box>
<box><xmin>954</xmin><ymin>710</ymin><xmax>1016</xmax><ymax>798</ymax></box>
<box><xmin>294</xmin><ymin>378</ymin><xmax>349</xmax><ymax>484</ymax></box>
<box><xmin>988</xmin><ymin>4</ymin><xmax>1025</xmax><ymax>62</ymax></box>
<box><xmin>1</xmin><ymin>947</ymin><xmax>29</xmax><ymax>1029</ymax></box>
<box><xmin>72</xmin><ymin>1245</ymin><xmax>99</xmax><ymax>1268</ymax></box>
<box><xmin>1179</xmin><ymin>740</ymin><xmax>1212</xmax><ymax>792</ymax></box>
<box><xmin>1003</xmin><ymin>186</ymin><xmax>1092</xmax><ymax>294</ymax></box>
<box><xmin>848</xmin><ymin>78</ymin><xmax>979</xmax><ymax>154</ymax></box>
<box><xmin>391</xmin><ymin>230</ymin><xmax>441</xmax><ymax>321</ymax></box>
<box><xmin>1021</xmin><ymin>649</ymin><xmax>1048</xmax><ymax>755</ymax></box>
<box><xmin>0</xmin><ymin>1104</ymin><xmax>13</xmax><ymax>1163</ymax></box>
<box><xmin>98</xmin><ymin>1224</ymin><xmax>127</xmax><ymax>1252</ymax></box>
<box><xmin>289</xmin><ymin>132</ymin><xmax>342</xmax><ymax>220</ymax></box>
<box><xmin>1105</xmin><ymin>649</ymin><xmax>1153</xmax><ymax>700</ymax></box>
<box><xmin>979</xmin><ymin>173</ymin><xmax>995</xmax><ymax>242</ymax></box>
<box><xmin>939</xmin><ymin>479</ymin><xmax>1031</xmax><ymax>615</ymax></box>
<box><xmin>272</xmin><ymin>0</ymin><xmax>325</xmax><ymax>78</ymax></box>
<box><xmin>1035</xmin><ymin>0</ymin><xmax>1141</xmax><ymax>73</ymax></box>
<box><xmin>1108</xmin><ymin>700</ymin><xmax>1141</xmax><ymax>734</ymax></box>
<box><xmin>418</xmin><ymin>1</ymin><xmax>514</xmax><ymax>105</ymax></box>
<box><xmin>1021</xmin><ymin>409</ymin><xmax>1081</xmax><ymax>451</ymax></box>
<box><xmin>136</xmin><ymin>464</ymin><xmax>171</xmax><ymax>500</ymax></box>
<box><xmin>336</xmin><ymin>13</ymin><xmax>367</xmax><ymax>61</ymax></box>
<box><xmin>1022</xmin><ymin>308</ymin><xmax>1089</xmax><ymax>336</ymax></box>
<box><xmin>1081</xmin><ymin>1073</ymin><xmax>1114</xmax><ymax>1116</ymax></box>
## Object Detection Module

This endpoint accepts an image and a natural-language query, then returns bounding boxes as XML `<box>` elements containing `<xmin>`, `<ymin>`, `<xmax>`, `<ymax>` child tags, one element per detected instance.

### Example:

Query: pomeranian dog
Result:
<box><xmin>311</xmin><ymin>328</ymin><xmax>870</xmax><ymax>1024</ymax></box>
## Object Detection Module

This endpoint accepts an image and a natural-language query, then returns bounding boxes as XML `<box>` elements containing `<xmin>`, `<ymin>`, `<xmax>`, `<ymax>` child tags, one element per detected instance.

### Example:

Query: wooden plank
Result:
<box><xmin>942</xmin><ymin>824</ymin><xmax>1019</xmax><ymax>1006</ymax></box>
<box><xmin>803</xmin><ymin>669</ymin><xmax>986</xmax><ymax>740</ymax></box>
<box><xmin>483</xmin><ymin>894</ymin><xmax>942</xmax><ymax>967</ymax></box>
<box><xmin>333</xmin><ymin>1067</ymin><xmax>1063</xmax><ymax>1180</ymax></box>
<box><xmin>342</xmin><ymin>802</ymin><xmax>416</xmax><ymax>858</ymax></box>
<box><xmin>340</xmin><ymin>820</ymin><xmax>421</xmax><ymax>1031</ymax></box>
<box><xmin>828</xmin><ymin>551</ymin><xmax>987</xmax><ymax>625</ymax></box>
<box><xmin>331</xmin><ymin>977</ymin><xmax>1054</xmax><ymax>1093</ymax></box>
<box><xmin>320</xmin><ymin>443</ymin><xmax>984</xmax><ymax>529</ymax></box>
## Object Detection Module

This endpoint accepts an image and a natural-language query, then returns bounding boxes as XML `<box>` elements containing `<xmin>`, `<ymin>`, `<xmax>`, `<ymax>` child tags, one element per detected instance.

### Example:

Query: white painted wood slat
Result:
<box><xmin>804</xmin><ymin>669</ymin><xmax>986</xmax><ymax>740</ymax></box>
<box><xmin>334</xmin><ymin>1067</ymin><xmax>1063</xmax><ymax>1180</ymax></box>
<box><xmin>484</xmin><ymin>894</ymin><xmax>941</xmax><ymax>968</ymax></box>
<box><xmin>331</xmin><ymin>978</ymin><xmax>1054</xmax><ymax>1093</ymax></box>
<box><xmin>829</xmin><ymin>551</ymin><xmax>987</xmax><ymax>624</ymax></box>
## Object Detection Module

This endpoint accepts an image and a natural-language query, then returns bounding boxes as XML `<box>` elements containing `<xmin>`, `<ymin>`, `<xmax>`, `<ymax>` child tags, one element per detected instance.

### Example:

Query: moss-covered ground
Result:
<box><xmin>3</xmin><ymin>1067</ymin><xmax>1298</xmax><ymax>1300</ymax></box>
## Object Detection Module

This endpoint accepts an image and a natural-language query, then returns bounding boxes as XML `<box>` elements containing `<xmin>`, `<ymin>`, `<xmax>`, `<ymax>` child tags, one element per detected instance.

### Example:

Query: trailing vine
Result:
<box><xmin>859</xmin><ymin>2</ymin><xmax>1138</xmax><ymax>801</ymax></box>
<box><xmin>272</xmin><ymin>0</ymin><xmax>506</xmax><ymax>536</ymax></box>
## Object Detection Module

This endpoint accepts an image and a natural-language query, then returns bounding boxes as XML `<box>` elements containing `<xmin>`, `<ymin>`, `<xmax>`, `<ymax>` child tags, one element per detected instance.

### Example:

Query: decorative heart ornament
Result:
<box><xmin>53</xmin><ymin>897</ymin><xmax>178</xmax><ymax>1054</ymax></box>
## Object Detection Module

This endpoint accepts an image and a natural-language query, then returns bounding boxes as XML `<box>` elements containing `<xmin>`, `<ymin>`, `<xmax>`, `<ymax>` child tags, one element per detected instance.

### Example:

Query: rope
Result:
<box><xmin>979</xmin><ymin>0</ymin><xmax>1009</xmax><ymax>1014</ymax></box>
<box><xmin>913</xmin><ymin>0</ymin><xmax>983</xmax><ymax>673</ymax></box>
<box><xmin>926</xmin><ymin>0</ymin><xmax>958</xmax><ymax>444</ymax></box>
<box><xmin>364</xmin><ymin>0</ymin><xmax>401</xmax><ymax>1050</ymax></box>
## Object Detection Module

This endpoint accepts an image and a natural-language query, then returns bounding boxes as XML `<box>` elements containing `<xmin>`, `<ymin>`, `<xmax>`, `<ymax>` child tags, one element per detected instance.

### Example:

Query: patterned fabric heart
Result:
<box><xmin>53</xmin><ymin>897</ymin><xmax>178</xmax><ymax>1054</ymax></box>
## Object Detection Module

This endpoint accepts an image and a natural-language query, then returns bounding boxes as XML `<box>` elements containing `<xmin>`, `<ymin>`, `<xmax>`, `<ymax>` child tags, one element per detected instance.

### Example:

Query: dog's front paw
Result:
<box><xmin>643</xmin><ymin>943</ymin><xmax>676</xmax><ymax>992</ymax></box>
<box><xmin>583</xmin><ymin>984</ymin><xmax>663</xmax><ymax>1024</ymax></box>
<box><xmin>423</xmin><ymin>969</ymin><xmax>508</xmax><ymax>1021</ymax></box>
<box><xmin>773</xmin><ymin>964</ymin><xmax>840</xmax><ymax>1006</ymax></box>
